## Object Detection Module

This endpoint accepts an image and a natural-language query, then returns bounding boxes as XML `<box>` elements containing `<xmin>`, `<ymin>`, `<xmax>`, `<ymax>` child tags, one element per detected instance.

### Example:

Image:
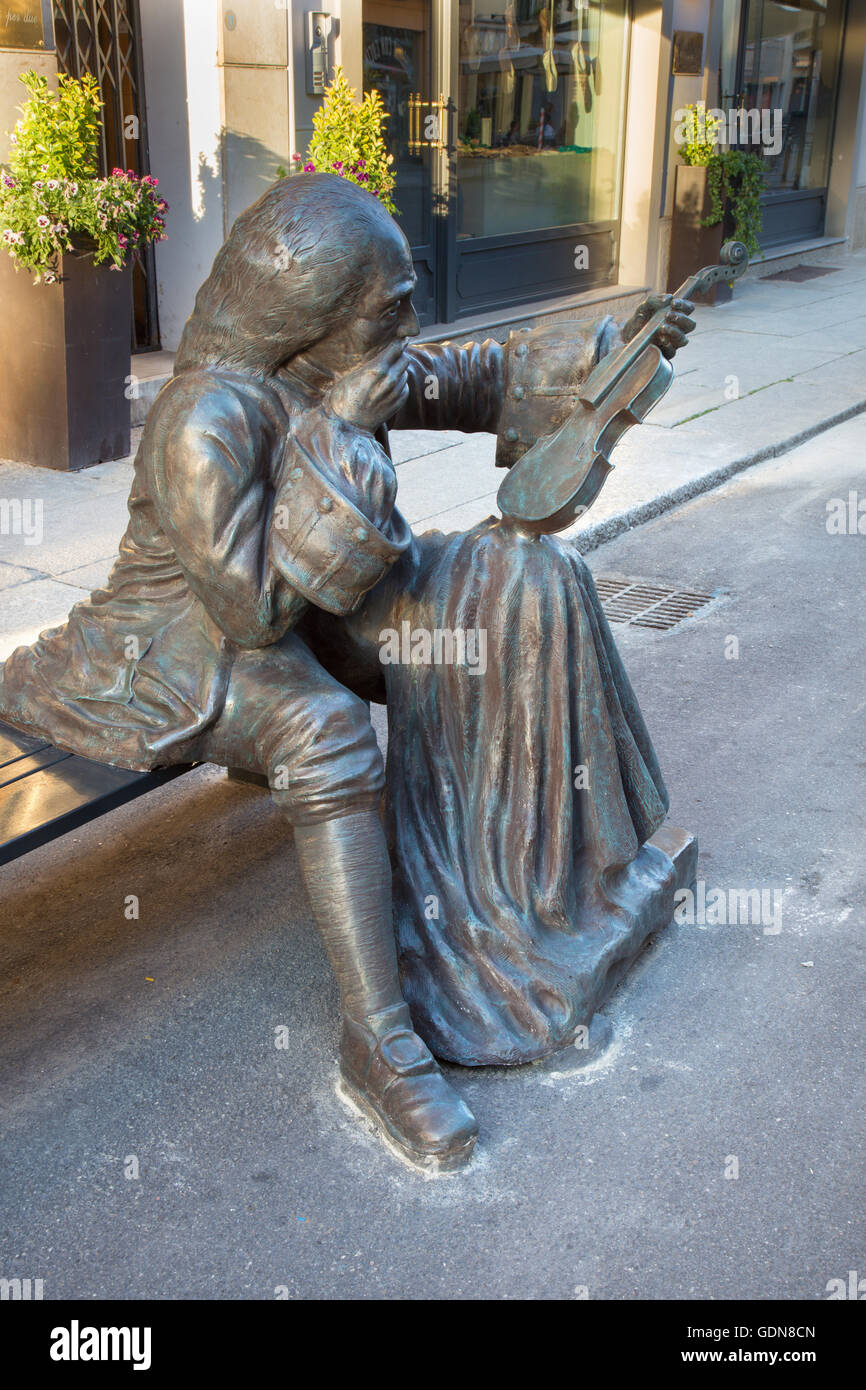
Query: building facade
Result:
<box><xmin>2</xmin><ymin>1</ymin><xmax>866</xmax><ymax>353</ymax></box>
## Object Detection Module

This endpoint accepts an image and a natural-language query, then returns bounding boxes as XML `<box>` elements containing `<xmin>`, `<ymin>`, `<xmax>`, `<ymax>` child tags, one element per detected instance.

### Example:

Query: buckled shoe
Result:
<box><xmin>338</xmin><ymin>1003</ymin><xmax>478</xmax><ymax>1171</ymax></box>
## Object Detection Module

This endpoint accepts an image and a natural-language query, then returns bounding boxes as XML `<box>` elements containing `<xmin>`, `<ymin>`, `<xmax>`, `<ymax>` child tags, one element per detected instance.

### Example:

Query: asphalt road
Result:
<box><xmin>1</xmin><ymin>416</ymin><xmax>864</xmax><ymax>1300</ymax></box>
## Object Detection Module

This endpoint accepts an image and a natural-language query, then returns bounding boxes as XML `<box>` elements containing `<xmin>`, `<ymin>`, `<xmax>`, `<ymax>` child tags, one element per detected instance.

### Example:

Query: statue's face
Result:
<box><xmin>308</xmin><ymin>223</ymin><xmax>419</xmax><ymax>375</ymax></box>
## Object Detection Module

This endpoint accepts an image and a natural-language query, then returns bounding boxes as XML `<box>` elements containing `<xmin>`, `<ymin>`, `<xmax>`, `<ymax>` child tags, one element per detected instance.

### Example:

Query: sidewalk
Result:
<box><xmin>1</xmin><ymin>248</ymin><xmax>865</xmax><ymax>658</ymax></box>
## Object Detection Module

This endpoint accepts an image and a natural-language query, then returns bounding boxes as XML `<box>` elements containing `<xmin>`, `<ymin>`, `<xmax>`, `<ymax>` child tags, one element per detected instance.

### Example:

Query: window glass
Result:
<box><xmin>740</xmin><ymin>0</ymin><xmax>845</xmax><ymax>192</ymax></box>
<box><xmin>456</xmin><ymin>0</ymin><xmax>629</xmax><ymax>239</ymax></box>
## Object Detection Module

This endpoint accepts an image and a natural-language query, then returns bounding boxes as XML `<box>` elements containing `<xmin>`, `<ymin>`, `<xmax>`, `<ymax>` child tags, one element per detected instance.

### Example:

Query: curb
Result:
<box><xmin>574</xmin><ymin>396</ymin><xmax>866</xmax><ymax>554</ymax></box>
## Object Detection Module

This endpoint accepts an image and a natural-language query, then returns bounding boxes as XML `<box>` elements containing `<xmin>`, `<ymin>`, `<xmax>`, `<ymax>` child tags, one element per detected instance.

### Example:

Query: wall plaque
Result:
<box><xmin>0</xmin><ymin>2</ymin><xmax>45</xmax><ymax>50</ymax></box>
<box><xmin>672</xmin><ymin>30</ymin><xmax>703</xmax><ymax>77</ymax></box>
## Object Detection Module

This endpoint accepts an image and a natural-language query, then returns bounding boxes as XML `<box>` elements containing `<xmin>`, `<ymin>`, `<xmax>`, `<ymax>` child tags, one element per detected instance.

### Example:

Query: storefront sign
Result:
<box><xmin>0</xmin><ymin>2</ymin><xmax>45</xmax><ymax>50</ymax></box>
<box><xmin>672</xmin><ymin>31</ymin><xmax>703</xmax><ymax>76</ymax></box>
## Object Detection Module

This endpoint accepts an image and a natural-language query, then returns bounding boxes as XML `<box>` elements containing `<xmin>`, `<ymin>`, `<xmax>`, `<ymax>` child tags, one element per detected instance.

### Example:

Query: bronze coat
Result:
<box><xmin>0</xmin><ymin>323</ymin><xmax>615</xmax><ymax>771</ymax></box>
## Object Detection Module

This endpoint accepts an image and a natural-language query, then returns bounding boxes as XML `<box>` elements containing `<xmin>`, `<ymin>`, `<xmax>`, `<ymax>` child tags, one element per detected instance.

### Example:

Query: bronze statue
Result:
<box><xmin>0</xmin><ymin>174</ymin><xmax>728</xmax><ymax>1171</ymax></box>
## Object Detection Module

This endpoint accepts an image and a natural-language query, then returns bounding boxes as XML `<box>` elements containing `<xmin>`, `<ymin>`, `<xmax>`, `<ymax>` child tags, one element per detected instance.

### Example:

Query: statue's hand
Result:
<box><xmin>622</xmin><ymin>294</ymin><xmax>696</xmax><ymax>361</ymax></box>
<box><xmin>328</xmin><ymin>340</ymin><xmax>411</xmax><ymax>432</ymax></box>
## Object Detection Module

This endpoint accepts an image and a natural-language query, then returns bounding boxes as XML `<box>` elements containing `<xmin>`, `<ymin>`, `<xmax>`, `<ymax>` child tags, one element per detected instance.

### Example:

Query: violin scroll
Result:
<box><xmin>688</xmin><ymin>240</ymin><xmax>749</xmax><ymax>298</ymax></box>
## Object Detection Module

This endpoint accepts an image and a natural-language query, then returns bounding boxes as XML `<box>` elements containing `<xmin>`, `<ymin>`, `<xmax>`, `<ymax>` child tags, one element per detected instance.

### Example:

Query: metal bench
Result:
<box><xmin>0</xmin><ymin>719</ymin><xmax>193</xmax><ymax>867</ymax></box>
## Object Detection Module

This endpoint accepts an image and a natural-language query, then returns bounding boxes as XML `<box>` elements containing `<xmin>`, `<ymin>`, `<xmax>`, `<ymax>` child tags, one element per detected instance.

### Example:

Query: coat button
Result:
<box><xmin>290</xmin><ymin>467</ymin><xmax>302</xmax><ymax>480</ymax></box>
<box><xmin>505</xmin><ymin>427</ymin><xmax>519</xmax><ymax>442</ymax></box>
<box><xmin>516</xmin><ymin>343</ymin><xmax>528</xmax><ymax>358</ymax></box>
<box><xmin>319</xmin><ymin>497</ymin><xmax>333</xmax><ymax>513</ymax></box>
<box><xmin>513</xmin><ymin>386</ymin><xmax>525</xmax><ymax>400</ymax></box>
<box><xmin>355</xmin><ymin>526</ymin><xmax>369</xmax><ymax>542</ymax></box>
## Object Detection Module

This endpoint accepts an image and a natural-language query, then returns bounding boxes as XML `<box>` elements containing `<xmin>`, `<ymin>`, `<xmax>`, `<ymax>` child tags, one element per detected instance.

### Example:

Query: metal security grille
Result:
<box><xmin>52</xmin><ymin>0</ymin><xmax>159</xmax><ymax>351</ymax></box>
<box><xmin>594</xmin><ymin>577</ymin><xmax>718</xmax><ymax>631</ymax></box>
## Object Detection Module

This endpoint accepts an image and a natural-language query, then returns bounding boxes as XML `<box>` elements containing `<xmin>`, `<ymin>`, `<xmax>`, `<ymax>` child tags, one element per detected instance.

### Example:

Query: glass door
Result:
<box><xmin>721</xmin><ymin>0</ymin><xmax>847</xmax><ymax>247</ymax></box>
<box><xmin>363</xmin><ymin>0</ymin><xmax>444</xmax><ymax>324</ymax></box>
<box><xmin>362</xmin><ymin>0</ymin><xmax>631</xmax><ymax>325</ymax></box>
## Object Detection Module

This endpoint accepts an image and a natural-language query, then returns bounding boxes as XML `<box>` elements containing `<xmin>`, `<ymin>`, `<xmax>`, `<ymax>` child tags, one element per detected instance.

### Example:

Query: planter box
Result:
<box><xmin>0</xmin><ymin>248</ymin><xmax>131</xmax><ymax>470</ymax></box>
<box><xmin>667</xmin><ymin>165</ymin><xmax>733</xmax><ymax>307</ymax></box>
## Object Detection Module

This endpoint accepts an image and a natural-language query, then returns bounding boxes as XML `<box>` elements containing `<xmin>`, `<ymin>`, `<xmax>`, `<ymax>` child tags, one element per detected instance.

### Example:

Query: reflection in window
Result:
<box><xmin>363</xmin><ymin>4</ymin><xmax>432</xmax><ymax>249</ymax></box>
<box><xmin>457</xmin><ymin>0</ymin><xmax>628</xmax><ymax>239</ymax></box>
<box><xmin>738</xmin><ymin>0</ymin><xmax>844</xmax><ymax>194</ymax></box>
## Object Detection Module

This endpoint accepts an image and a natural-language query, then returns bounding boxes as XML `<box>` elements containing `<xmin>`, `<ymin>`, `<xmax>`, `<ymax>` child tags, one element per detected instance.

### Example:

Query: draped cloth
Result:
<box><xmin>349</xmin><ymin>518</ymin><xmax>677</xmax><ymax>1066</ymax></box>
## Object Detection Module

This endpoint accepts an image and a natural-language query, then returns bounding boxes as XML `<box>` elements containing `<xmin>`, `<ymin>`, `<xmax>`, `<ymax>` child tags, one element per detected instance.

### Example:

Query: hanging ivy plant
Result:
<box><xmin>703</xmin><ymin>148</ymin><xmax>765</xmax><ymax>259</ymax></box>
<box><xmin>676</xmin><ymin>103</ymin><xmax>764</xmax><ymax>259</ymax></box>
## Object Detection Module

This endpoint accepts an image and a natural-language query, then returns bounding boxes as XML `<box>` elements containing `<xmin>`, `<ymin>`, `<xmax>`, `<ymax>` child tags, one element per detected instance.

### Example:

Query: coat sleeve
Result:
<box><xmin>150</xmin><ymin>375</ymin><xmax>411</xmax><ymax>642</ymax></box>
<box><xmin>150</xmin><ymin>378</ymin><xmax>308</xmax><ymax>648</ymax></box>
<box><xmin>387</xmin><ymin>338</ymin><xmax>506</xmax><ymax>434</ymax></box>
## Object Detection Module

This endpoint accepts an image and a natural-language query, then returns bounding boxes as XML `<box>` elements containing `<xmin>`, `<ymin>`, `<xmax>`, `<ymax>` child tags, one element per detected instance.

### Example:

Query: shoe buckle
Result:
<box><xmin>379</xmin><ymin>1027</ymin><xmax>434</xmax><ymax>1076</ymax></box>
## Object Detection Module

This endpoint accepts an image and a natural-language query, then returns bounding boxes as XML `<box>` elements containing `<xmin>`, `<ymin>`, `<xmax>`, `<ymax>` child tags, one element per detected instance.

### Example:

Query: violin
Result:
<box><xmin>496</xmin><ymin>240</ymin><xmax>749</xmax><ymax>535</ymax></box>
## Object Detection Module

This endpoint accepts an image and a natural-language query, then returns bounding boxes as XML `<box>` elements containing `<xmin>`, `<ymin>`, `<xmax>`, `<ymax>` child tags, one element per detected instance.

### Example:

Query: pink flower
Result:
<box><xmin>303</xmin><ymin>162</ymin><xmax>315</xmax><ymax>173</ymax></box>
<box><xmin>111</xmin><ymin>167</ymin><xmax>124</xmax><ymax>177</ymax></box>
<box><xmin>36</xmin><ymin>214</ymin><xmax>50</xmax><ymax>228</ymax></box>
<box><xmin>2</xmin><ymin>175</ymin><xmax>13</xmax><ymax>189</ymax></box>
<box><xmin>292</xmin><ymin>153</ymin><xmax>302</xmax><ymax>163</ymax></box>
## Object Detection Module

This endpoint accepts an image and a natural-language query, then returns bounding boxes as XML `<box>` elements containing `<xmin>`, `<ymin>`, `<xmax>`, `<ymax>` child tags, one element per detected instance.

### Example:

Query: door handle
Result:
<box><xmin>408</xmin><ymin>93</ymin><xmax>455</xmax><ymax>153</ymax></box>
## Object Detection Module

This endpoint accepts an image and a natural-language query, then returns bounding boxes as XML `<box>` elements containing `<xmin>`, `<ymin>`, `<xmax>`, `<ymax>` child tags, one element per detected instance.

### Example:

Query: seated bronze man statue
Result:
<box><xmin>0</xmin><ymin>175</ymin><xmax>694</xmax><ymax>1171</ymax></box>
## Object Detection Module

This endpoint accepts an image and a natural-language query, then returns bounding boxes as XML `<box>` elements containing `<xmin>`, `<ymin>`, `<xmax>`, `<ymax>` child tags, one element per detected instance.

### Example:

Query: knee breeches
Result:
<box><xmin>201</xmin><ymin>632</ymin><xmax>384</xmax><ymax>825</ymax></box>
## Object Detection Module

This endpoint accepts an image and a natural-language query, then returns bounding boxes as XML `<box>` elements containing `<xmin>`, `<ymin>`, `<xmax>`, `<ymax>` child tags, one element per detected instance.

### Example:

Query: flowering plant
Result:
<box><xmin>291</xmin><ymin>67</ymin><xmax>397</xmax><ymax>214</ymax></box>
<box><xmin>0</xmin><ymin>70</ymin><xmax>168</xmax><ymax>283</ymax></box>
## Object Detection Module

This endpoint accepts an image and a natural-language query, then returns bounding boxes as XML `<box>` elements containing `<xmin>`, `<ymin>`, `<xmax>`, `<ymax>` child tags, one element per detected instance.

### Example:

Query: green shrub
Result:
<box><xmin>293</xmin><ymin>67</ymin><xmax>397</xmax><ymax>214</ymax></box>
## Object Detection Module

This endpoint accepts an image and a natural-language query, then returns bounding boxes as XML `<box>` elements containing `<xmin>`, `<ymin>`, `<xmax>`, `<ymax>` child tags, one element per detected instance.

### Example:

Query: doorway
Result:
<box><xmin>719</xmin><ymin>0</ymin><xmax>847</xmax><ymax>248</ymax></box>
<box><xmin>363</xmin><ymin>0</ymin><xmax>631</xmax><ymax>327</ymax></box>
<box><xmin>52</xmin><ymin>0</ymin><xmax>159</xmax><ymax>350</ymax></box>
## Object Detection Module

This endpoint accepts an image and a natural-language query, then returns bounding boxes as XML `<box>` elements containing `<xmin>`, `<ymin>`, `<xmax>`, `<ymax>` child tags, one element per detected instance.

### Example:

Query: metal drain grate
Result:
<box><xmin>594</xmin><ymin>577</ymin><xmax>717</xmax><ymax>631</ymax></box>
<box><xmin>764</xmin><ymin>264</ymin><xmax>840</xmax><ymax>283</ymax></box>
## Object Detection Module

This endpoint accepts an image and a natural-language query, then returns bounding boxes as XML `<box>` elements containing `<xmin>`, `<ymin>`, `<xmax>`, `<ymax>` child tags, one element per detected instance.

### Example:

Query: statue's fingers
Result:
<box><xmin>370</xmin><ymin>339</ymin><xmax>408</xmax><ymax>370</ymax></box>
<box><xmin>668</xmin><ymin>311</ymin><xmax>696</xmax><ymax>334</ymax></box>
<box><xmin>671</xmin><ymin>297</ymin><xmax>695</xmax><ymax>315</ymax></box>
<box><xmin>657</xmin><ymin>325</ymin><xmax>688</xmax><ymax>353</ymax></box>
<box><xmin>384</xmin><ymin>368</ymin><xmax>410</xmax><ymax>408</ymax></box>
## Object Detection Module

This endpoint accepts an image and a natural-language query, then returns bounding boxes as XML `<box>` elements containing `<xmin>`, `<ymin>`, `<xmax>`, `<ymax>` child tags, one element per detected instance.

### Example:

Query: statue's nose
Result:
<box><xmin>401</xmin><ymin>301</ymin><xmax>420</xmax><ymax>338</ymax></box>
